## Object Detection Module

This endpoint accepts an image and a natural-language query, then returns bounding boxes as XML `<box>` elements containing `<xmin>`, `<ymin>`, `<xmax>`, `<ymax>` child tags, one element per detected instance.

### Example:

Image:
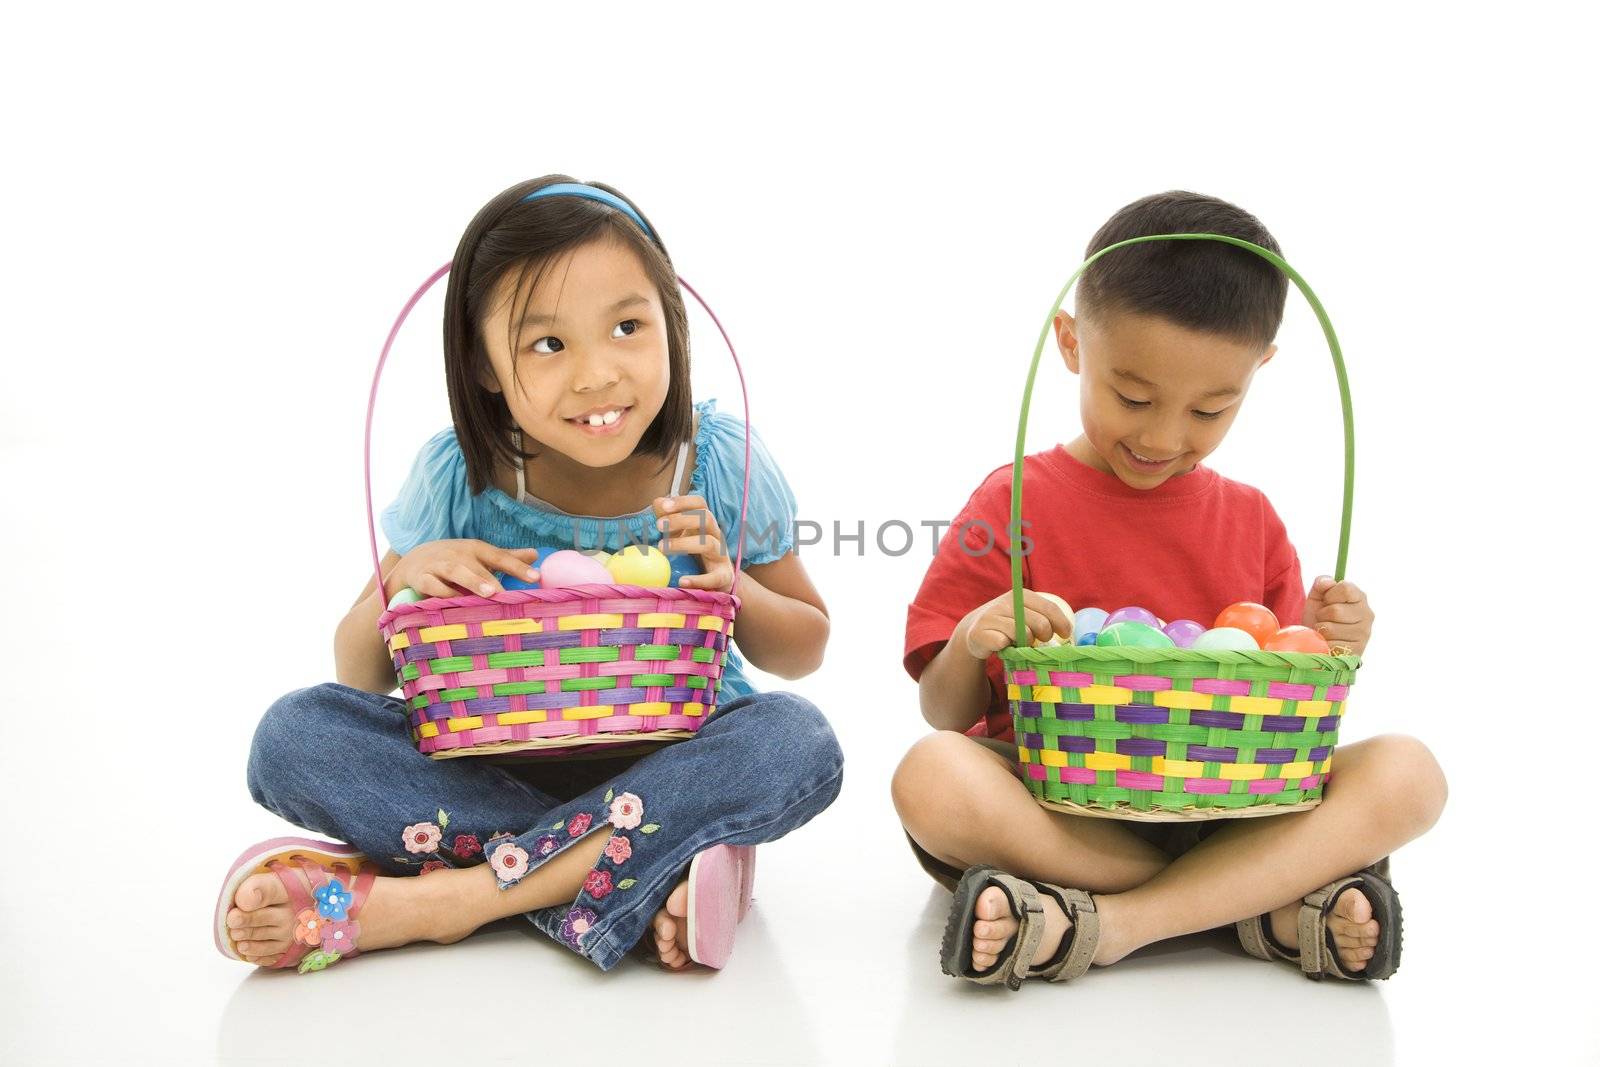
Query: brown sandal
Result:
<box><xmin>939</xmin><ymin>865</ymin><xmax>1099</xmax><ymax>989</ymax></box>
<box><xmin>1236</xmin><ymin>858</ymin><xmax>1403</xmax><ymax>981</ymax></box>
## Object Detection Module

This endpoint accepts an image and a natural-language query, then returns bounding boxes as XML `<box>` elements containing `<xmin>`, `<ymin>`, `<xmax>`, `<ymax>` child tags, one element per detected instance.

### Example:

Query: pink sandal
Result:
<box><xmin>685</xmin><ymin>844</ymin><xmax>756</xmax><ymax>968</ymax></box>
<box><xmin>213</xmin><ymin>837</ymin><xmax>377</xmax><ymax>974</ymax></box>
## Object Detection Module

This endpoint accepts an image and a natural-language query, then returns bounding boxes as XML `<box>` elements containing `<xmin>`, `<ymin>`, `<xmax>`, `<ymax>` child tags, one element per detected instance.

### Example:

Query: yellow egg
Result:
<box><xmin>585</xmin><ymin>550</ymin><xmax>613</xmax><ymax>565</ymax></box>
<box><xmin>1038</xmin><ymin>592</ymin><xmax>1076</xmax><ymax>647</ymax></box>
<box><xmin>605</xmin><ymin>545</ymin><xmax>672</xmax><ymax>588</ymax></box>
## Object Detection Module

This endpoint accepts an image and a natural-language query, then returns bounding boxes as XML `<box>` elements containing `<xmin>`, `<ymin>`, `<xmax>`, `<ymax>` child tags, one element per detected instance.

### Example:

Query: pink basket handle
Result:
<box><xmin>363</xmin><ymin>262</ymin><xmax>753</xmax><ymax>603</ymax></box>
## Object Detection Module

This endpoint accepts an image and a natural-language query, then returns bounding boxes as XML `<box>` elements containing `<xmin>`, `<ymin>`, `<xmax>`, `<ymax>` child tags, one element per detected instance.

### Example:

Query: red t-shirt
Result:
<box><xmin>903</xmin><ymin>447</ymin><xmax>1307</xmax><ymax>741</ymax></box>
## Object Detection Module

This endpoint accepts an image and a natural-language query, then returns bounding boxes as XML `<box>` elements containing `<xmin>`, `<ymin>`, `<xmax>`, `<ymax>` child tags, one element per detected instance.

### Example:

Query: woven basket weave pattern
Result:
<box><xmin>381</xmin><ymin>585</ymin><xmax>737</xmax><ymax>757</ymax></box>
<box><xmin>1001</xmin><ymin>646</ymin><xmax>1358</xmax><ymax>816</ymax></box>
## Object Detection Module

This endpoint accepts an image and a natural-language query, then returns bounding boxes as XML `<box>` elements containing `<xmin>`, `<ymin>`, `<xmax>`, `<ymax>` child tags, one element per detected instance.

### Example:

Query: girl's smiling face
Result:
<box><xmin>477</xmin><ymin>236</ymin><xmax>671</xmax><ymax>469</ymax></box>
<box><xmin>1056</xmin><ymin>307</ymin><xmax>1276</xmax><ymax>489</ymax></box>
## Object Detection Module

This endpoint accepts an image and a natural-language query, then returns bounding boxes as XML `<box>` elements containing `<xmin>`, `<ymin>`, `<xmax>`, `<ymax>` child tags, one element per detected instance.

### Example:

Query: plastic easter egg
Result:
<box><xmin>1073</xmin><ymin>607</ymin><xmax>1109</xmax><ymax>637</ymax></box>
<box><xmin>584</xmin><ymin>550</ymin><xmax>613</xmax><ymax>565</ymax></box>
<box><xmin>1095</xmin><ymin>621</ymin><xmax>1175</xmax><ymax>649</ymax></box>
<box><xmin>501</xmin><ymin>574</ymin><xmax>541</xmax><ymax>591</ymax></box>
<box><xmin>1191</xmin><ymin>626</ymin><xmax>1260</xmax><ymax>651</ymax></box>
<box><xmin>539</xmin><ymin>549</ymin><xmax>615</xmax><ymax>588</ymax></box>
<box><xmin>605</xmin><ymin>544</ymin><xmax>673</xmax><ymax>588</ymax></box>
<box><xmin>1162</xmin><ymin>619</ymin><xmax>1205</xmax><ymax>648</ymax></box>
<box><xmin>1213</xmin><ymin>602</ymin><xmax>1279</xmax><ymax>648</ymax></box>
<box><xmin>1264</xmin><ymin>625</ymin><xmax>1332</xmax><ymax>654</ymax></box>
<box><xmin>1037</xmin><ymin>592</ymin><xmax>1076</xmax><ymax>647</ymax></box>
<box><xmin>1106</xmin><ymin>606</ymin><xmax>1160</xmax><ymax>629</ymax></box>
<box><xmin>386</xmin><ymin>587</ymin><xmax>423</xmax><ymax>609</ymax></box>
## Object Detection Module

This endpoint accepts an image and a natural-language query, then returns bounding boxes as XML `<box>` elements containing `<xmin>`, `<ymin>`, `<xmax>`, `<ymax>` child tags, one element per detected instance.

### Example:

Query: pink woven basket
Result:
<box><xmin>365</xmin><ymin>267</ymin><xmax>753</xmax><ymax>759</ymax></box>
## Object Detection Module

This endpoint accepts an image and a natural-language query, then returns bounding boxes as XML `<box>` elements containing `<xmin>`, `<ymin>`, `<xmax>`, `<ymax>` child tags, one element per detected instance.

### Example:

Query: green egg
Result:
<box><xmin>387</xmin><ymin>587</ymin><xmax>424</xmax><ymax>609</ymax></box>
<box><xmin>1095</xmin><ymin>621</ymin><xmax>1175</xmax><ymax>649</ymax></box>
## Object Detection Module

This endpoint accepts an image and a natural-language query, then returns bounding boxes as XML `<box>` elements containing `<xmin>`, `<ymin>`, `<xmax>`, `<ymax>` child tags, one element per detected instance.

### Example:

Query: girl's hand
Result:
<box><xmin>1302</xmin><ymin>576</ymin><xmax>1375</xmax><ymax>655</ymax></box>
<box><xmin>961</xmin><ymin>589</ymin><xmax>1074</xmax><ymax>660</ymax></box>
<box><xmin>653</xmin><ymin>495</ymin><xmax>733</xmax><ymax>592</ymax></box>
<box><xmin>389</xmin><ymin>540</ymin><xmax>541</xmax><ymax>600</ymax></box>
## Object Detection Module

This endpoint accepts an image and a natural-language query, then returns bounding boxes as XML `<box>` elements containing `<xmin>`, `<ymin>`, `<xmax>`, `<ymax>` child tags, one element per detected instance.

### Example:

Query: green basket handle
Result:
<box><xmin>1009</xmin><ymin>233</ymin><xmax>1356</xmax><ymax>648</ymax></box>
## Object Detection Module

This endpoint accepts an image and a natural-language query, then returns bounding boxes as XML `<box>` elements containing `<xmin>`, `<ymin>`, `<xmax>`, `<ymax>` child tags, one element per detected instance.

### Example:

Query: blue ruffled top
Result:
<box><xmin>380</xmin><ymin>399</ymin><xmax>796</xmax><ymax>698</ymax></box>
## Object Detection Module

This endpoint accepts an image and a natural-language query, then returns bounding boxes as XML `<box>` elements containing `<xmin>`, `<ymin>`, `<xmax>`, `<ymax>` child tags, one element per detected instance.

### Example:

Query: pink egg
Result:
<box><xmin>1163</xmin><ymin>619</ymin><xmax>1205</xmax><ymax>647</ymax></box>
<box><xmin>538</xmin><ymin>550</ymin><xmax>615</xmax><ymax>588</ymax></box>
<box><xmin>1106</xmin><ymin>606</ymin><xmax>1160</xmax><ymax>629</ymax></box>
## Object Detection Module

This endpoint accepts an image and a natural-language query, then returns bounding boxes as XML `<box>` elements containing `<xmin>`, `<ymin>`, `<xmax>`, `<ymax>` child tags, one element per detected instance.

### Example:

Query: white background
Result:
<box><xmin>3</xmin><ymin>3</ymin><xmax>1596</xmax><ymax>1064</ymax></box>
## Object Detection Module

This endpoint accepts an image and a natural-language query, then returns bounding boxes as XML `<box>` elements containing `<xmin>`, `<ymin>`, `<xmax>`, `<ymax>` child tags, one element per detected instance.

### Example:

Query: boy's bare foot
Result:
<box><xmin>970</xmin><ymin>884</ymin><xmax>1074</xmax><ymax>973</ymax></box>
<box><xmin>225</xmin><ymin>868</ymin><xmax>478</xmax><ymax>967</ymax></box>
<box><xmin>1268</xmin><ymin>886</ymin><xmax>1379</xmax><ymax>972</ymax></box>
<box><xmin>649</xmin><ymin>876</ymin><xmax>694</xmax><ymax>970</ymax></box>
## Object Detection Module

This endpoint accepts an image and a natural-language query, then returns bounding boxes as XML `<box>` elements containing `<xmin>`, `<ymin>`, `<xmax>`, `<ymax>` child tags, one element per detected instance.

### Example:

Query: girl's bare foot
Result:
<box><xmin>1268</xmin><ymin>886</ymin><xmax>1379</xmax><ymax>972</ymax></box>
<box><xmin>224</xmin><ymin>867</ymin><xmax>478</xmax><ymax>967</ymax></box>
<box><xmin>649</xmin><ymin>877</ymin><xmax>694</xmax><ymax>971</ymax></box>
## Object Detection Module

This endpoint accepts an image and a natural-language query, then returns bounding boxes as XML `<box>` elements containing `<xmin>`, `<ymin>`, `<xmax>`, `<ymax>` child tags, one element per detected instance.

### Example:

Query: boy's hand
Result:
<box><xmin>1302</xmin><ymin>576</ymin><xmax>1374</xmax><ymax>655</ymax></box>
<box><xmin>389</xmin><ymin>540</ymin><xmax>541</xmax><ymax>600</ymax></box>
<box><xmin>961</xmin><ymin>589</ymin><xmax>1074</xmax><ymax>660</ymax></box>
<box><xmin>654</xmin><ymin>495</ymin><xmax>734</xmax><ymax>592</ymax></box>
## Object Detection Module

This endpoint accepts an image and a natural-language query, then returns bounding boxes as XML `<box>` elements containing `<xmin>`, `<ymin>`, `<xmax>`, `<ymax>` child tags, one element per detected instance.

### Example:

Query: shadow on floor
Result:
<box><xmin>890</xmin><ymin>887</ymin><xmax>1394</xmax><ymax>1067</ymax></box>
<box><xmin>217</xmin><ymin>909</ymin><xmax>822</xmax><ymax>1065</ymax></box>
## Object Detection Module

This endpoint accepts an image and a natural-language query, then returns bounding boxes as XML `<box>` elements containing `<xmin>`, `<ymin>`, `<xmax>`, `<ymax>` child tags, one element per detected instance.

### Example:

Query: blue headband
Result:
<box><xmin>522</xmin><ymin>183</ymin><xmax>655</xmax><ymax>238</ymax></box>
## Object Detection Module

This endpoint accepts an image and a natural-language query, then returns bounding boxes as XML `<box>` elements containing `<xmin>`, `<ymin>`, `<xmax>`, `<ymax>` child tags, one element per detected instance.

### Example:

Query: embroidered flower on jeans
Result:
<box><xmin>583</xmin><ymin>869</ymin><xmax>614</xmax><ymax>900</ymax></box>
<box><xmin>490</xmin><ymin>842</ymin><xmax>530</xmax><ymax>883</ymax></box>
<box><xmin>319</xmin><ymin>919</ymin><xmax>358</xmax><ymax>954</ymax></box>
<box><xmin>401</xmin><ymin>821</ymin><xmax>442</xmax><ymax>854</ymax></box>
<box><xmin>293</xmin><ymin>908</ymin><xmax>325</xmax><ymax>947</ymax></box>
<box><xmin>314</xmin><ymin>879</ymin><xmax>353</xmax><ymax>921</ymax></box>
<box><xmin>559</xmin><ymin>906</ymin><xmax>599</xmax><ymax>949</ymax></box>
<box><xmin>604</xmin><ymin>834</ymin><xmax>632</xmax><ymax>865</ymax></box>
<box><xmin>297</xmin><ymin>949</ymin><xmax>341</xmax><ymax>974</ymax></box>
<box><xmin>568</xmin><ymin>812</ymin><xmax>594</xmax><ymax>837</ymax></box>
<box><xmin>533</xmin><ymin>834</ymin><xmax>560</xmax><ymax>859</ymax></box>
<box><xmin>452</xmin><ymin>833</ymin><xmax>482</xmax><ymax>858</ymax></box>
<box><xmin>608</xmin><ymin>792</ymin><xmax>644</xmax><ymax>830</ymax></box>
<box><xmin>421</xmin><ymin>860</ymin><xmax>447</xmax><ymax>874</ymax></box>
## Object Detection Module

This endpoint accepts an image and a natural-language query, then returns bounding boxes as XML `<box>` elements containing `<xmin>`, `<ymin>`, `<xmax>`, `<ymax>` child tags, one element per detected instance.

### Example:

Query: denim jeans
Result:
<box><xmin>247</xmin><ymin>682</ymin><xmax>843</xmax><ymax>970</ymax></box>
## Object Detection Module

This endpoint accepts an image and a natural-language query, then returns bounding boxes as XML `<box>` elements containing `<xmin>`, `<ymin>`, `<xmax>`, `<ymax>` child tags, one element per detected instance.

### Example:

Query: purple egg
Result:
<box><xmin>1163</xmin><ymin>619</ymin><xmax>1205</xmax><ymax>647</ymax></box>
<box><xmin>1106</xmin><ymin>606</ymin><xmax>1160</xmax><ymax>629</ymax></box>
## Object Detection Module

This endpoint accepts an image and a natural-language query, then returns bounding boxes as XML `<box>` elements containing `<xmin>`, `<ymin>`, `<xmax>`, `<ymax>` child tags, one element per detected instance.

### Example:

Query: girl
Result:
<box><xmin>214</xmin><ymin>176</ymin><xmax>842</xmax><ymax>974</ymax></box>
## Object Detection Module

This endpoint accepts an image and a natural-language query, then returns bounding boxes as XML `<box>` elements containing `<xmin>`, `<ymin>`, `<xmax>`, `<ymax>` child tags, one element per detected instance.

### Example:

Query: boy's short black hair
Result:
<box><xmin>1078</xmin><ymin>191</ymin><xmax>1288</xmax><ymax>348</ymax></box>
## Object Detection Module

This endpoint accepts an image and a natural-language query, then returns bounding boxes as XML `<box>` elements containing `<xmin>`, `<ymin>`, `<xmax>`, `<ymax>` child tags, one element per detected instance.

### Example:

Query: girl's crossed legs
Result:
<box><xmin>228</xmin><ymin>682</ymin><xmax>843</xmax><ymax>971</ymax></box>
<box><xmin>892</xmin><ymin>730</ymin><xmax>1446</xmax><ymax>976</ymax></box>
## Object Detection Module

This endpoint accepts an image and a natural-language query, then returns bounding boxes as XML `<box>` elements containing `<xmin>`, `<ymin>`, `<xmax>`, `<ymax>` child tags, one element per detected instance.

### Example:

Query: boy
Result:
<box><xmin>891</xmin><ymin>192</ymin><xmax>1446</xmax><ymax>987</ymax></box>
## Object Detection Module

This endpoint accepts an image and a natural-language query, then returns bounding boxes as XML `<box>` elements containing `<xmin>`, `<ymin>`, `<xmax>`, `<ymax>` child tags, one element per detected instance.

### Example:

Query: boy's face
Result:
<box><xmin>1055</xmin><ymin>308</ymin><xmax>1275</xmax><ymax>489</ymax></box>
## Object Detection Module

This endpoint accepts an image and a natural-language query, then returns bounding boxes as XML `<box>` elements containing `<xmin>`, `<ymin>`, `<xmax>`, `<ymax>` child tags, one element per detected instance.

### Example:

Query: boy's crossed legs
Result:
<box><xmin>892</xmin><ymin>731</ymin><xmax>1447</xmax><ymax>976</ymax></box>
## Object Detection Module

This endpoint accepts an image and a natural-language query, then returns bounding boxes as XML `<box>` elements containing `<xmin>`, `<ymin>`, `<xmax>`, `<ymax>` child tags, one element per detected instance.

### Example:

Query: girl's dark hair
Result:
<box><xmin>443</xmin><ymin>175</ymin><xmax>692</xmax><ymax>495</ymax></box>
<box><xmin>1077</xmin><ymin>191</ymin><xmax>1288</xmax><ymax>348</ymax></box>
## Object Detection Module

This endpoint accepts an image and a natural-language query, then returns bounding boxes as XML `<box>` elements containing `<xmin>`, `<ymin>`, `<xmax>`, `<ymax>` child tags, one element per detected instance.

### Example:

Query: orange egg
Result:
<box><xmin>1264</xmin><ymin>625</ymin><xmax>1331</xmax><ymax>654</ymax></box>
<box><xmin>1213</xmin><ymin>602</ymin><xmax>1280</xmax><ymax>648</ymax></box>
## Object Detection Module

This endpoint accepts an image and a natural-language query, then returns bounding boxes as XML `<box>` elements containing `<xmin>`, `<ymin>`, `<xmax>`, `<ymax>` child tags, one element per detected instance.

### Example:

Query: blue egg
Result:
<box><xmin>1073</xmin><ymin>607</ymin><xmax>1109</xmax><ymax>638</ymax></box>
<box><xmin>1076</xmin><ymin>631</ymin><xmax>1100</xmax><ymax>646</ymax></box>
<box><xmin>499</xmin><ymin>573</ymin><xmax>541</xmax><ymax>591</ymax></box>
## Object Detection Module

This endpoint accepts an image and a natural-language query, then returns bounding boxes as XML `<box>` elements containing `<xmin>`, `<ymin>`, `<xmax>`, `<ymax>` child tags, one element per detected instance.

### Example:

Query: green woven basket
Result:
<box><xmin>998</xmin><ymin>234</ymin><xmax>1362</xmax><ymax>821</ymax></box>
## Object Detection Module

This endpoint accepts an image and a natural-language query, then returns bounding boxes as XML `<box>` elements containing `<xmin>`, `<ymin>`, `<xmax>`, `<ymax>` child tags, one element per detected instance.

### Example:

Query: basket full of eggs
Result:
<box><xmin>998</xmin><ymin>235</ymin><xmax>1363</xmax><ymax>820</ymax></box>
<box><xmin>364</xmin><ymin>266</ymin><xmax>751</xmax><ymax>760</ymax></box>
